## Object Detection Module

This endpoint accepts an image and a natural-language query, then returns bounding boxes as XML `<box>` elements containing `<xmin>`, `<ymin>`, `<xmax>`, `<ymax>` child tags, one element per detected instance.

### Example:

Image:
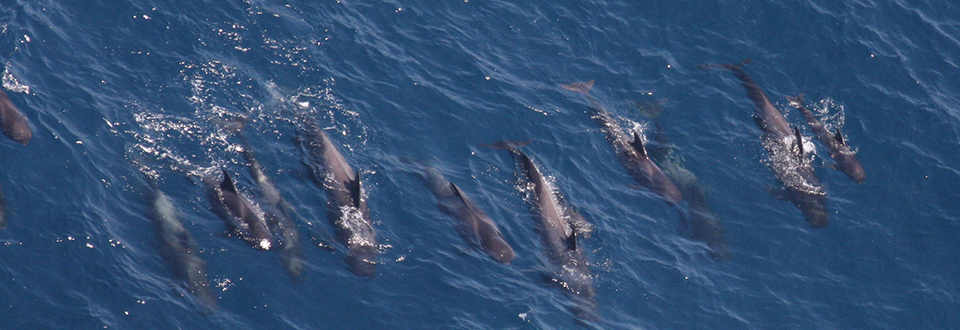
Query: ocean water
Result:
<box><xmin>1</xmin><ymin>0</ymin><xmax>959</xmax><ymax>328</ymax></box>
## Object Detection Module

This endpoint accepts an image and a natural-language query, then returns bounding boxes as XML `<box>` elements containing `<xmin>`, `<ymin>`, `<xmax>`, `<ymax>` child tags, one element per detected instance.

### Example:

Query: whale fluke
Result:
<box><xmin>561</xmin><ymin>80</ymin><xmax>595</xmax><ymax>95</ymax></box>
<box><xmin>786</xmin><ymin>94</ymin><xmax>805</xmax><ymax>106</ymax></box>
<box><xmin>697</xmin><ymin>59</ymin><xmax>752</xmax><ymax>71</ymax></box>
<box><xmin>479</xmin><ymin>139</ymin><xmax>532</xmax><ymax>151</ymax></box>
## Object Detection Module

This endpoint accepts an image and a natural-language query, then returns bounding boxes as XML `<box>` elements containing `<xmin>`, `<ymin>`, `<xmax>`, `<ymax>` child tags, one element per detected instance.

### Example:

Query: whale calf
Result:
<box><xmin>150</xmin><ymin>185</ymin><xmax>217</xmax><ymax>310</ymax></box>
<box><xmin>424</xmin><ymin>166</ymin><xmax>515</xmax><ymax>264</ymax></box>
<box><xmin>702</xmin><ymin>60</ymin><xmax>828</xmax><ymax>228</ymax></box>
<box><xmin>0</xmin><ymin>89</ymin><xmax>31</xmax><ymax>145</ymax></box>
<box><xmin>487</xmin><ymin>141</ymin><xmax>598</xmax><ymax>322</ymax></box>
<box><xmin>787</xmin><ymin>94</ymin><xmax>866</xmax><ymax>184</ymax></box>
<box><xmin>299</xmin><ymin>117</ymin><xmax>377</xmax><ymax>277</ymax></box>
<box><xmin>563</xmin><ymin>80</ymin><xmax>682</xmax><ymax>205</ymax></box>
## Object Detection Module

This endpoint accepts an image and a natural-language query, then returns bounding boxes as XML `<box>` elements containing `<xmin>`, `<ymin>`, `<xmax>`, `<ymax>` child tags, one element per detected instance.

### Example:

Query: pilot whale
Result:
<box><xmin>786</xmin><ymin>94</ymin><xmax>866</xmax><ymax>184</ymax></box>
<box><xmin>0</xmin><ymin>89</ymin><xmax>31</xmax><ymax>145</ymax></box>
<box><xmin>237</xmin><ymin>134</ymin><xmax>306</xmax><ymax>280</ymax></box>
<box><xmin>0</xmin><ymin>184</ymin><xmax>7</xmax><ymax>229</ymax></box>
<box><xmin>562</xmin><ymin>80</ymin><xmax>682</xmax><ymax>205</ymax></box>
<box><xmin>149</xmin><ymin>182</ymin><xmax>217</xmax><ymax>310</ymax></box>
<box><xmin>645</xmin><ymin>123</ymin><xmax>731</xmax><ymax>260</ymax></box>
<box><xmin>299</xmin><ymin>117</ymin><xmax>377</xmax><ymax>277</ymax></box>
<box><xmin>424</xmin><ymin>166</ymin><xmax>516</xmax><ymax>264</ymax></box>
<box><xmin>486</xmin><ymin>140</ymin><xmax>599</xmax><ymax>322</ymax></box>
<box><xmin>209</xmin><ymin>170</ymin><xmax>275</xmax><ymax>250</ymax></box>
<box><xmin>701</xmin><ymin>60</ymin><xmax>828</xmax><ymax>228</ymax></box>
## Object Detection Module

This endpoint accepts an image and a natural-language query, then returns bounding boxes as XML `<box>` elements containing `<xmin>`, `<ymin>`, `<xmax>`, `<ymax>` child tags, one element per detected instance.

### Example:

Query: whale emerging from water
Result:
<box><xmin>786</xmin><ymin>94</ymin><xmax>866</xmax><ymax>184</ymax></box>
<box><xmin>424</xmin><ymin>166</ymin><xmax>515</xmax><ymax>264</ymax></box>
<box><xmin>486</xmin><ymin>140</ymin><xmax>599</xmax><ymax>322</ymax></box>
<box><xmin>701</xmin><ymin>60</ymin><xmax>828</xmax><ymax>228</ymax></box>
<box><xmin>562</xmin><ymin>80</ymin><xmax>683</xmax><ymax>205</ymax></box>
<box><xmin>299</xmin><ymin>117</ymin><xmax>377</xmax><ymax>277</ymax></box>
<box><xmin>209</xmin><ymin>170</ymin><xmax>275</xmax><ymax>250</ymax></box>
<box><xmin>0</xmin><ymin>89</ymin><xmax>32</xmax><ymax>145</ymax></box>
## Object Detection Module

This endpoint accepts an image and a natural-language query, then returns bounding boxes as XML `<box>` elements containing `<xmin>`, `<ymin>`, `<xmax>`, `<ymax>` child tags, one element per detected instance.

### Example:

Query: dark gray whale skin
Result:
<box><xmin>786</xmin><ymin>94</ymin><xmax>866</xmax><ymax>184</ymax></box>
<box><xmin>0</xmin><ymin>183</ymin><xmax>7</xmax><ymax>229</ymax></box>
<box><xmin>487</xmin><ymin>141</ymin><xmax>599</xmax><ymax>322</ymax></box>
<box><xmin>0</xmin><ymin>89</ymin><xmax>31</xmax><ymax>145</ymax></box>
<box><xmin>237</xmin><ymin>135</ymin><xmax>306</xmax><ymax>280</ymax></box>
<box><xmin>646</xmin><ymin>123</ymin><xmax>731</xmax><ymax>260</ymax></box>
<box><xmin>150</xmin><ymin>185</ymin><xmax>217</xmax><ymax>310</ymax></box>
<box><xmin>562</xmin><ymin>80</ymin><xmax>682</xmax><ymax>205</ymax></box>
<box><xmin>424</xmin><ymin>166</ymin><xmax>516</xmax><ymax>264</ymax></box>
<box><xmin>211</xmin><ymin>170</ymin><xmax>276</xmax><ymax>250</ymax></box>
<box><xmin>702</xmin><ymin>61</ymin><xmax>829</xmax><ymax>228</ymax></box>
<box><xmin>299</xmin><ymin>118</ymin><xmax>377</xmax><ymax>277</ymax></box>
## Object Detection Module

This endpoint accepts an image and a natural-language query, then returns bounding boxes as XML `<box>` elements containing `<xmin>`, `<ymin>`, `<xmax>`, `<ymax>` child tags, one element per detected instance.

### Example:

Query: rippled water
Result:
<box><xmin>2</xmin><ymin>0</ymin><xmax>960</xmax><ymax>328</ymax></box>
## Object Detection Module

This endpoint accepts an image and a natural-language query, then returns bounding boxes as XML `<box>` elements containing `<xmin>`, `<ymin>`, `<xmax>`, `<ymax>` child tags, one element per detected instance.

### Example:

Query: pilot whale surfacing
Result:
<box><xmin>299</xmin><ymin>116</ymin><xmax>377</xmax><ymax>277</ymax></box>
<box><xmin>701</xmin><ymin>60</ymin><xmax>828</xmax><ymax>228</ymax></box>
<box><xmin>562</xmin><ymin>80</ymin><xmax>682</xmax><ymax>205</ymax></box>
<box><xmin>486</xmin><ymin>140</ymin><xmax>599</xmax><ymax>322</ymax></box>
<box><xmin>0</xmin><ymin>89</ymin><xmax>31</xmax><ymax>145</ymax></box>
<box><xmin>210</xmin><ymin>170</ymin><xmax>275</xmax><ymax>250</ymax></box>
<box><xmin>786</xmin><ymin>94</ymin><xmax>866</xmax><ymax>184</ymax></box>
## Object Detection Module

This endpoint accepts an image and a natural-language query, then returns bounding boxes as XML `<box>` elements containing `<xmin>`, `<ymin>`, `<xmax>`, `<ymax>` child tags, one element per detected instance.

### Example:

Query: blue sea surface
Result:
<box><xmin>1</xmin><ymin>0</ymin><xmax>959</xmax><ymax>328</ymax></box>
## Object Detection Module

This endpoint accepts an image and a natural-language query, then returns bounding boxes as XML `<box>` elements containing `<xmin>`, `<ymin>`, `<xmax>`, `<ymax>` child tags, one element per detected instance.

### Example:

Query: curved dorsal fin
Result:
<box><xmin>835</xmin><ymin>128</ymin><xmax>846</xmax><ymax>146</ymax></box>
<box><xmin>220</xmin><ymin>169</ymin><xmax>238</xmax><ymax>194</ymax></box>
<box><xmin>794</xmin><ymin>126</ymin><xmax>805</xmax><ymax>160</ymax></box>
<box><xmin>349</xmin><ymin>170</ymin><xmax>362</xmax><ymax>207</ymax></box>
<box><xmin>631</xmin><ymin>132</ymin><xmax>648</xmax><ymax>159</ymax></box>
<box><xmin>449</xmin><ymin>182</ymin><xmax>473</xmax><ymax>210</ymax></box>
<box><xmin>565</xmin><ymin>230</ymin><xmax>578</xmax><ymax>251</ymax></box>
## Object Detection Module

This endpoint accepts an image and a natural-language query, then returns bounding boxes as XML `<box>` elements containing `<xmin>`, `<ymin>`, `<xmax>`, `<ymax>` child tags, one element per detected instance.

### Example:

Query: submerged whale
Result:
<box><xmin>786</xmin><ymin>94</ymin><xmax>866</xmax><ymax>184</ymax></box>
<box><xmin>424</xmin><ymin>166</ymin><xmax>515</xmax><ymax>264</ymax></box>
<box><xmin>0</xmin><ymin>183</ymin><xmax>6</xmax><ymax>229</ymax></box>
<box><xmin>0</xmin><ymin>89</ymin><xmax>31</xmax><ymax>145</ymax></box>
<box><xmin>562</xmin><ymin>80</ymin><xmax>682</xmax><ymax>205</ymax></box>
<box><xmin>487</xmin><ymin>140</ymin><xmax>599</xmax><ymax>322</ymax></box>
<box><xmin>150</xmin><ymin>184</ymin><xmax>217</xmax><ymax>310</ymax></box>
<box><xmin>208</xmin><ymin>170</ymin><xmax>275</xmax><ymax>250</ymax></box>
<box><xmin>701</xmin><ymin>60</ymin><xmax>828</xmax><ymax>228</ymax></box>
<box><xmin>234</xmin><ymin>131</ymin><xmax>306</xmax><ymax>280</ymax></box>
<box><xmin>299</xmin><ymin>117</ymin><xmax>377</xmax><ymax>277</ymax></box>
<box><xmin>645</xmin><ymin>122</ymin><xmax>731</xmax><ymax>260</ymax></box>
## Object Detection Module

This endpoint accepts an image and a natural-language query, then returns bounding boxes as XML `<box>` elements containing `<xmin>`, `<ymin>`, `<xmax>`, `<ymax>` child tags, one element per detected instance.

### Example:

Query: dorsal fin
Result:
<box><xmin>220</xmin><ymin>169</ymin><xmax>238</xmax><ymax>194</ymax></box>
<box><xmin>560</xmin><ymin>80</ymin><xmax>595</xmax><ymax>95</ymax></box>
<box><xmin>794</xmin><ymin>126</ymin><xmax>804</xmax><ymax>159</ymax></box>
<box><xmin>349</xmin><ymin>170</ymin><xmax>362</xmax><ymax>207</ymax></box>
<box><xmin>834</xmin><ymin>128</ymin><xmax>845</xmax><ymax>145</ymax></box>
<box><xmin>631</xmin><ymin>132</ymin><xmax>648</xmax><ymax>158</ymax></box>
<box><xmin>449</xmin><ymin>182</ymin><xmax>472</xmax><ymax>209</ymax></box>
<box><xmin>565</xmin><ymin>230</ymin><xmax>578</xmax><ymax>251</ymax></box>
